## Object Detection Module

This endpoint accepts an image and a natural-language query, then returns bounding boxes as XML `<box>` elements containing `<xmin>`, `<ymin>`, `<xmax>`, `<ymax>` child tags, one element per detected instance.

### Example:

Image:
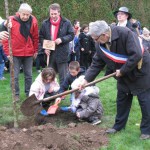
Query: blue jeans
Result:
<box><xmin>13</xmin><ymin>56</ymin><xmax>33</xmax><ymax>96</ymax></box>
<box><xmin>0</xmin><ymin>63</ymin><xmax>5</xmax><ymax>79</ymax></box>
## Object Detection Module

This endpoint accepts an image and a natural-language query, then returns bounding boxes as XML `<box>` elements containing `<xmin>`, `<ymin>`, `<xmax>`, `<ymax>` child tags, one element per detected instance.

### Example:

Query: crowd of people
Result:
<box><xmin>0</xmin><ymin>2</ymin><xmax>150</xmax><ymax>140</ymax></box>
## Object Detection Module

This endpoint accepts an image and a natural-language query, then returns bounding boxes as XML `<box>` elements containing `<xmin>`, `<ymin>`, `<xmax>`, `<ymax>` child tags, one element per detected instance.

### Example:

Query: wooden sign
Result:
<box><xmin>43</xmin><ymin>40</ymin><xmax>55</xmax><ymax>50</ymax></box>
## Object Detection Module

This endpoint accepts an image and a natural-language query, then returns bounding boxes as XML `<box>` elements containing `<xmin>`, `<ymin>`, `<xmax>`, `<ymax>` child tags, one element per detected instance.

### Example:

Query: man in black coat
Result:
<box><xmin>39</xmin><ymin>3</ymin><xmax>74</xmax><ymax>86</ymax></box>
<box><xmin>79</xmin><ymin>20</ymin><xmax>150</xmax><ymax>140</ymax></box>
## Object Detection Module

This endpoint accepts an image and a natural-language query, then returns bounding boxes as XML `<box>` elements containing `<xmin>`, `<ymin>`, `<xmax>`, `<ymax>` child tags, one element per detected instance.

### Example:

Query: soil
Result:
<box><xmin>0</xmin><ymin>109</ymin><xmax>108</xmax><ymax>150</ymax></box>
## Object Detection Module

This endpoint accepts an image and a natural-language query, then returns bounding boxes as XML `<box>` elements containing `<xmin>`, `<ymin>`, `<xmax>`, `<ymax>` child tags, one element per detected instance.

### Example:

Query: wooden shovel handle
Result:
<box><xmin>34</xmin><ymin>72</ymin><xmax>116</xmax><ymax>105</ymax></box>
<box><xmin>47</xmin><ymin>54</ymin><xmax>50</xmax><ymax>67</ymax></box>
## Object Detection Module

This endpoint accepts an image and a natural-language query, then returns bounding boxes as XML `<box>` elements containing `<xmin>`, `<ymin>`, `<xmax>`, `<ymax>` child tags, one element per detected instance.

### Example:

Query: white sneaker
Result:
<box><xmin>92</xmin><ymin>119</ymin><xmax>101</xmax><ymax>125</ymax></box>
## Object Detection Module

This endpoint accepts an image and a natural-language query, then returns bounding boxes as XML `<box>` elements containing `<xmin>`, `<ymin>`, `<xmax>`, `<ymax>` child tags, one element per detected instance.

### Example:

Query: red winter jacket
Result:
<box><xmin>3</xmin><ymin>13</ymin><xmax>38</xmax><ymax>56</ymax></box>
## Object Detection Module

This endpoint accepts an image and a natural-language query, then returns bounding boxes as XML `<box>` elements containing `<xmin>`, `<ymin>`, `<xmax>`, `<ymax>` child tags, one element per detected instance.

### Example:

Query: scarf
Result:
<box><xmin>74</xmin><ymin>26</ymin><xmax>79</xmax><ymax>35</ymax></box>
<box><xmin>50</xmin><ymin>16</ymin><xmax>61</xmax><ymax>40</ymax></box>
<box><xmin>14</xmin><ymin>15</ymin><xmax>32</xmax><ymax>40</ymax></box>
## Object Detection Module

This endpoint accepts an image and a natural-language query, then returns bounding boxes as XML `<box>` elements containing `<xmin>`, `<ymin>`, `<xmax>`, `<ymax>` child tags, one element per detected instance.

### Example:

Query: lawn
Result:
<box><xmin>0</xmin><ymin>68</ymin><xmax>150</xmax><ymax>150</ymax></box>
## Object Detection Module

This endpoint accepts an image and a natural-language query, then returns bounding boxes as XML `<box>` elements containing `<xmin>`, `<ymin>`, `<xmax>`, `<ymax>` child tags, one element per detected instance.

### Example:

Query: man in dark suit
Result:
<box><xmin>79</xmin><ymin>20</ymin><xmax>150</xmax><ymax>140</ymax></box>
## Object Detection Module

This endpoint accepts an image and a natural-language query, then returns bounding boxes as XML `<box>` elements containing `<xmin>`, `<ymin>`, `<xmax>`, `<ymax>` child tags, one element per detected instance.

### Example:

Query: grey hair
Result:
<box><xmin>18</xmin><ymin>3</ymin><xmax>32</xmax><ymax>13</ymax></box>
<box><xmin>88</xmin><ymin>20</ymin><xmax>109</xmax><ymax>36</ymax></box>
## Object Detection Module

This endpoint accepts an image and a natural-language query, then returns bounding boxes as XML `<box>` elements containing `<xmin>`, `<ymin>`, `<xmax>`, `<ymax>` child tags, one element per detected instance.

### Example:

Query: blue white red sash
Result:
<box><xmin>99</xmin><ymin>45</ymin><xmax>128</xmax><ymax>64</ymax></box>
<box><xmin>99</xmin><ymin>37</ymin><xmax>144</xmax><ymax>64</ymax></box>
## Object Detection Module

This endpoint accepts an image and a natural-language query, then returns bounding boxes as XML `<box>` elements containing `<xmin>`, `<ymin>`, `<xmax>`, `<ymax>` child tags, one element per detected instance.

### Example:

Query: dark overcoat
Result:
<box><xmin>39</xmin><ymin>17</ymin><xmax>74</xmax><ymax>63</ymax></box>
<box><xmin>85</xmin><ymin>26</ymin><xmax>150</xmax><ymax>95</ymax></box>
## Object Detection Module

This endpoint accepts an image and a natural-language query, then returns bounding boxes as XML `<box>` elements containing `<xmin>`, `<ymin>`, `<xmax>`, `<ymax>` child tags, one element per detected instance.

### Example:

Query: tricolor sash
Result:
<box><xmin>99</xmin><ymin>45</ymin><xmax>128</xmax><ymax>64</ymax></box>
<box><xmin>99</xmin><ymin>37</ymin><xmax>144</xmax><ymax>64</ymax></box>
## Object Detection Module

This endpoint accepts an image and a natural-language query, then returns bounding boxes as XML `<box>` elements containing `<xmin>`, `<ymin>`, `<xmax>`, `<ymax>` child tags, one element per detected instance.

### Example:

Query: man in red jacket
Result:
<box><xmin>2</xmin><ymin>3</ymin><xmax>38</xmax><ymax>101</ymax></box>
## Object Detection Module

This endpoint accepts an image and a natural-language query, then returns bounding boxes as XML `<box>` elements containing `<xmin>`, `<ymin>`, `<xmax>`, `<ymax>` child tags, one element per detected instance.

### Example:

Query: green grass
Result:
<box><xmin>0</xmin><ymin>68</ymin><xmax>150</xmax><ymax>149</ymax></box>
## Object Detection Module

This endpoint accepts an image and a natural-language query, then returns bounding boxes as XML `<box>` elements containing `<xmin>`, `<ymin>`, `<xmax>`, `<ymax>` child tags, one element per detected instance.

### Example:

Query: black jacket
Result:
<box><xmin>59</xmin><ymin>68</ymin><xmax>85</xmax><ymax>93</ymax></box>
<box><xmin>39</xmin><ymin>17</ymin><xmax>74</xmax><ymax>63</ymax></box>
<box><xmin>85</xmin><ymin>26</ymin><xmax>150</xmax><ymax>95</ymax></box>
<box><xmin>79</xmin><ymin>32</ymin><xmax>95</xmax><ymax>54</ymax></box>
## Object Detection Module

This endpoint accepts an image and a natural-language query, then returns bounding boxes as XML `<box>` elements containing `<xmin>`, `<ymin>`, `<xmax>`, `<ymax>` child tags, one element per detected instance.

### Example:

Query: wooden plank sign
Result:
<box><xmin>43</xmin><ymin>40</ymin><xmax>55</xmax><ymax>50</ymax></box>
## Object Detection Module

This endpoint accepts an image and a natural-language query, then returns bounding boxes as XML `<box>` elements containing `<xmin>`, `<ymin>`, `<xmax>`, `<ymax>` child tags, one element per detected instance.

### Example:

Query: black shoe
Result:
<box><xmin>140</xmin><ymin>134</ymin><xmax>150</xmax><ymax>140</ymax></box>
<box><xmin>106</xmin><ymin>128</ymin><xmax>117</xmax><ymax>134</ymax></box>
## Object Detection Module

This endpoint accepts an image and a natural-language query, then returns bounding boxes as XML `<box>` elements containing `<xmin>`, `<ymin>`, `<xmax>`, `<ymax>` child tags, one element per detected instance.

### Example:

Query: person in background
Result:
<box><xmin>35</xmin><ymin>43</ymin><xmax>46</xmax><ymax>73</ymax></box>
<box><xmin>79</xmin><ymin>20</ymin><xmax>150</xmax><ymax>140</ymax></box>
<box><xmin>29</xmin><ymin>67</ymin><xmax>60</xmax><ymax>110</ymax></box>
<box><xmin>130</xmin><ymin>18</ymin><xmax>142</xmax><ymax>35</ymax></box>
<box><xmin>69</xmin><ymin>20</ymin><xmax>80</xmax><ymax>63</ymax></box>
<box><xmin>140</xmin><ymin>27</ymin><xmax>150</xmax><ymax>52</ymax></box>
<box><xmin>113</xmin><ymin>6</ymin><xmax>139</xmax><ymax>34</ymax></box>
<box><xmin>39</xmin><ymin>3</ymin><xmax>74</xmax><ymax>86</ymax></box>
<box><xmin>0</xmin><ymin>40</ymin><xmax>8</xmax><ymax>80</ymax></box>
<box><xmin>2</xmin><ymin>3</ymin><xmax>39</xmax><ymax>101</ymax></box>
<box><xmin>79</xmin><ymin>24</ymin><xmax>96</xmax><ymax>70</ymax></box>
<box><xmin>105</xmin><ymin>6</ymin><xmax>141</xmax><ymax>75</ymax></box>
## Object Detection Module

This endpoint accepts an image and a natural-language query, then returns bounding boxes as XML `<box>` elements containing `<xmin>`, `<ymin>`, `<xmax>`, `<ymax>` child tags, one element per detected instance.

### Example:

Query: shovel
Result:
<box><xmin>47</xmin><ymin>100</ymin><xmax>61</xmax><ymax>114</ymax></box>
<box><xmin>20</xmin><ymin>72</ymin><xmax>116</xmax><ymax>116</ymax></box>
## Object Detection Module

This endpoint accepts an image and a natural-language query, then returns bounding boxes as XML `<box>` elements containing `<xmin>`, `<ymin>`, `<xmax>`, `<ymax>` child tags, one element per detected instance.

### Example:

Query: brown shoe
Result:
<box><xmin>140</xmin><ymin>134</ymin><xmax>150</xmax><ymax>140</ymax></box>
<box><xmin>106</xmin><ymin>128</ymin><xmax>117</xmax><ymax>134</ymax></box>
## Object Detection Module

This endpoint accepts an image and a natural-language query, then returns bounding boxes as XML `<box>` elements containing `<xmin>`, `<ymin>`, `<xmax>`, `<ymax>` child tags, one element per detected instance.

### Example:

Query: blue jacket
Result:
<box><xmin>0</xmin><ymin>45</ymin><xmax>8</xmax><ymax>64</ymax></box>
<box><xmin>59</xmin><ymin>67</ymin><xmax>85</xmax><ymax>93</ymax></box>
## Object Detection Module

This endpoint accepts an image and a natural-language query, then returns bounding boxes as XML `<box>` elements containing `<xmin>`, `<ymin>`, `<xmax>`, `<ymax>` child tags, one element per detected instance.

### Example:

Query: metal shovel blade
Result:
<box><xmin>20</xmin><ymin>94</ymin><xmax>43</xmax><ymax>116</ymax></box>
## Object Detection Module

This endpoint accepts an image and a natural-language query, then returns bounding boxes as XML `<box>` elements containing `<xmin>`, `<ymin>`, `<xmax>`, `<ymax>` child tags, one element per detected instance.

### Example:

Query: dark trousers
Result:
<box><xmin>48</xmin><ymin>53</ymin><xmax>68</xmax><ymax>87</ymax></box>
<box><xmin>13</xmin><ymin>56</ymin><xmax>33</xmax><ymax>96</ymax></box>
<box><xmin>80</xmin><ymin>53</ymin><xmax>90</xmax><ymax>70</ymax></box>
<box><xmin>113</xmin><ymin>87</ymin><xmax>150</xmax><ymax>135</ymax></box>
<box><xmin>36</xmin><ymin>54</ymin><xmax>46</xmax><ymax>70</ymax></box>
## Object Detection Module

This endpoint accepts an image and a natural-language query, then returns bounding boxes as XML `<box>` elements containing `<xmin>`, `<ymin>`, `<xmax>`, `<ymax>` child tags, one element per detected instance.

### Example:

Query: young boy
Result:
<box><xmin>58</xmin><ymin>61</ymin><xmax>85</xmax><ymax>110</ymax></box>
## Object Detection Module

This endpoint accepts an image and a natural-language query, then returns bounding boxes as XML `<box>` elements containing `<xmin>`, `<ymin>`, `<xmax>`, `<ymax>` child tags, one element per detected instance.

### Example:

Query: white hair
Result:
<box><xmin>88</xmin><ymin>20</ymin><xmax>109</xmax><ymax>36</ymax></box>
<box><xmin>71</xmin><ymin>75</ymin><xmax>85</xmax><ymax>89</ymax></box>
<box><xmin>18</xmin><ymin>3</ymin><xmax>32</xmax><ymax>13</ymax></box>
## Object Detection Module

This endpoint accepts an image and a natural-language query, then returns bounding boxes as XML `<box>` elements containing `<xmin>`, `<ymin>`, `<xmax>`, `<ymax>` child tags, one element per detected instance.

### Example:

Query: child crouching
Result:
<box><xmin>29</xmin><ymin>67</ymin><xmax>60</xmax><ymax>110</ymax></box>
<box><xmin>71</xmin><ymin>76</ymin><xmax>103</xmax><ymax>125</ymax></box>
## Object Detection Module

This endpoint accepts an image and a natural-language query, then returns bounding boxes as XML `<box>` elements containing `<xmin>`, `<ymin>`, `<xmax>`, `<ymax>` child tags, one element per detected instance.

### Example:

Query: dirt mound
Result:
<box><xmin>0</xmin><ymin>110</ymin><xmax>108</xmax><ymax>150</ymax></box>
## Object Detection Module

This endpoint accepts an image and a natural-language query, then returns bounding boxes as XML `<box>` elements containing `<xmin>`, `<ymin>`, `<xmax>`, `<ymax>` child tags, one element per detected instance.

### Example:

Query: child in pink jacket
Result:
<box><xmin>29</xmin><ymin>67</ymin><xmax>60</xmax><ymax>110</ymax></box>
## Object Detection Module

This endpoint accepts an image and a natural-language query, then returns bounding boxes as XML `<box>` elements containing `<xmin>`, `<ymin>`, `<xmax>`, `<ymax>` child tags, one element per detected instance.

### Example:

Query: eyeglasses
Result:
<box><xmin>93</xmin><ymin>34</ymin><xmax>104</xmax><ymax>42</ymax></box>
<box><xmin>94</xmin><ymin>35</ymin><xmax>101</xmax><ymax>41</ymax></box>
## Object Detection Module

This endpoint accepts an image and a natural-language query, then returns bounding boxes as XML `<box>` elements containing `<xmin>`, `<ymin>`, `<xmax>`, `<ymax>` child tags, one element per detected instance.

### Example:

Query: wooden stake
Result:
<box><xmin>4</xmin><ymin>0</ymin><xmax>19</xmax><ymax>128</ymax></box>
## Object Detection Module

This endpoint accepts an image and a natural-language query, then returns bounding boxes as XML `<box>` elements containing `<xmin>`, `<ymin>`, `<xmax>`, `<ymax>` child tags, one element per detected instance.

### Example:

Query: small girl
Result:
<box><xmin>79</xmin><ymin>24</ymin><xmax>96</xmax><ymax>70</ymax></box>
<box><xmin>0</xmin><ymin>41</ymin><xmax>8</xmax><ymax>80</ymax></box>
<box><xmin>29</xmin><ymin>67</ymin><xmax>60</xmax><ymax>110</ymax></box>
